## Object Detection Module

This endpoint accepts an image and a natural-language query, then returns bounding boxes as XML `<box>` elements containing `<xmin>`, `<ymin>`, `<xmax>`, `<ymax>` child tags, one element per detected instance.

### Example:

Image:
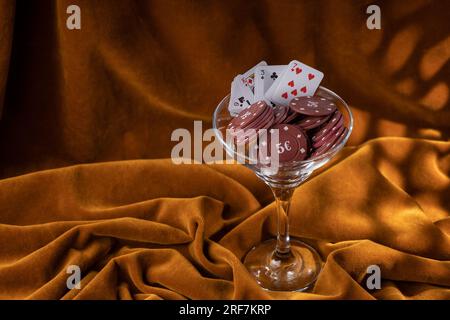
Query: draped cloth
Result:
<box><xmin>0</xmin><ymin>0</ymin><xmax>449</xmax><ymax>299</ymax></box>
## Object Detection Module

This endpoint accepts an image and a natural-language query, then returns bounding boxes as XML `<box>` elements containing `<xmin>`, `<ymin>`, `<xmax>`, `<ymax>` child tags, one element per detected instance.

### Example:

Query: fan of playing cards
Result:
<box><xmin>229</xmin><ymin>60</ymin><xmax>324</xmax><ymax>114</ymax></box>
<box><xmin>227</xmin><ymin>60</ymin><xmax>349</xmax><ymax>161</ymax></box>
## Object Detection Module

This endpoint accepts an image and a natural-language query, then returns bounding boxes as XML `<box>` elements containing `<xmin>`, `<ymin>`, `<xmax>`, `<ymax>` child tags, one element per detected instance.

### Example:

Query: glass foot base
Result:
<box><xmin>243</xmin><ymin>238</ymin><xmax>322</xmax><ymax>292</ymax></box>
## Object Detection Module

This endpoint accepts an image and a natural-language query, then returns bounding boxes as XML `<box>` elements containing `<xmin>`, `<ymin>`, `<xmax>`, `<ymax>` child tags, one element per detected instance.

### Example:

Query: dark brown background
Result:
<box><xmin>1</xmin><ymin>0</ymin><xmax>449</xmax><ymax>177</ymax></box>
<box><xmin>0</xmin><ymin>0</ymin><xmax>449</xmax><ymax>299</ymax></box>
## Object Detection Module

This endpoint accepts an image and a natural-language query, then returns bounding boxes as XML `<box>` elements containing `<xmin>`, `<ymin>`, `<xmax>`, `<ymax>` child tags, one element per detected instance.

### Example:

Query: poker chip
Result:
<box><xmin>289</xmin><ymin>96</ymin><xmax>337</xmax><ymax>116</ymax></box>
<box><xmin>295</xmin><ymin>114</ymin><xmax>330</xmax><ymax>130</ymax></box>
<box><xmin>313</xmin><ymin>123</ymin><xmax>343</xmax><ymax>148</ymax></box>
<box><xmin>313</xmin><ymin>117</ymin><xmax>344</xmax><ymax>148</ymax></box>
<box><xmin>330</xmin><ymin>127</ymin><xmax>348</xmax><ymax>149</ymax></box>
<box><xmin>235</xmin><ymin>129</ymin><xmax>259</xmax><ymax>145</ymax></box>
<box><xmin>243</xmin><ymin>106</ymin><xmax>273</xmax><ymax>130</ymax></box>
<box><xmin>284</xmin><ymin>109</ymin><xmax>301</xmax><ymax>123</ymax></box>
<box><xmin>311</xmin><ymin>126</ymin><xmax>346</xmax><ymax>157</ymax></box>
<box><xmin>266</xmin><ymin>124</ymin><xmax>309</xmax><ymax>162</ymax></box>
<box><xmin>227</xmin><ymin>94</ymin><xmax>348</xmax><ymax>161</ymax></box>
<box><xmin>272</xmin><ymin>105</ymin><xmax>289</xmax><ymax>125</ymax></box>
<box><xmin>312</xmin><ymin>111</ymin><xmax>343</xmax><ymax>142</ymax></box>
<box><xmin>228</xmin><ymin>100</ymin><xmax>268</xmax><ymax>130</ymax></box>
<box><xmin>230</xmin><ymin>100</ymin><xmax>275</xmax><ymax>145</ymax></box>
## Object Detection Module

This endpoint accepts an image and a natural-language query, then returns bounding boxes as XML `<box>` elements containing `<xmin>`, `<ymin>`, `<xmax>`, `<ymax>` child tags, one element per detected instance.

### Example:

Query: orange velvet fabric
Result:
<box><xmin>0</xmin><ymin>0</ymin><xmax>449</xmax><ymax>299</ymax></box>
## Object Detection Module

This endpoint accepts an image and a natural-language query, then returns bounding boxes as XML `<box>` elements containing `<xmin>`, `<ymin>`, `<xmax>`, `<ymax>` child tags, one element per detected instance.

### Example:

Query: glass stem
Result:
<box><xmin>271</xmin><ymin>186</ymin><xmax>295</xmax><ymax>258</ymax></box>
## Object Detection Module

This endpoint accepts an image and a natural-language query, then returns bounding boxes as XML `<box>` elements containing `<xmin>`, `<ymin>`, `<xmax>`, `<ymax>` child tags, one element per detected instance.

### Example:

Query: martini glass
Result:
<box><xmin>212</xmin><ymin>86</ymin><xmax>353</xmax><ymax>291</ymax></box>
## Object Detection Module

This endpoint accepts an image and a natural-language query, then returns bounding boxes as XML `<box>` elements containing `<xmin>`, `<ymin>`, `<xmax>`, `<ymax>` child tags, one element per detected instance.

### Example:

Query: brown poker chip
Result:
<box><xmin>295</xmin><ymin>114</ymin><xmax>331</xmax><ymax>130</ymax></box>
<box><xmin>269</xmin><ymin>124</ymin><xmax>309</xmax><ymax>162</ymax></box>
<box><xmin>313</xmin><ymin>118</ymin><xmax>344</xmax><ymax>148</ymax></box>
<box><xmin>312</xmin><ymin>110</ymin><xmax>343</xmax><ymax>142</ymax></box>
<box><xmin>272</xmin><ymin>105</ymin><xmax>289</xmax><ymax>125</ymax></box>
<box><xmin>284</xmin><ymin>108</ymin><xmax>301</xmax><ymax>123</ymax></box>
<box><xmin>289</xmin><ymin>96</ymin><xmax>337</xmax><ymax>116</ymax></box>
<box><xmin>234</xmin><ymin>109</ymin><xmax>275</xmax><ymax>145</ymax></box>
<box><xmin>226</xmin><ymin>92</ymin><xmax>349</xmax><ymax>161</ymax></box>
<box><xmin>330</xmin><ymin>127</ymin><xmax>348</xmax><ymax>149</ymax></box>
<box><xmin>311</xmin><ymin>125</ymin><xmax>346</xmax><ymax>157</ymax></box>
<box><xmin>228</xmin><ymin>100</ymin><xmax>268</xmax><ymax>130</ymax></box>
<box><xmin>246</xmin><ymin>105</ymin><xmax>274</xmax><ymax>129</ymax></box>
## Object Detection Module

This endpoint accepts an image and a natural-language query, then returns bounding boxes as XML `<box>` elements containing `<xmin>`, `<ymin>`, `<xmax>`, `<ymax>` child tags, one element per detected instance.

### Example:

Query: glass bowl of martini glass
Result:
<box><xmin>212</xmin><ymin>86</ymin><xmax>353</xmax><ymax>292</ymax></box>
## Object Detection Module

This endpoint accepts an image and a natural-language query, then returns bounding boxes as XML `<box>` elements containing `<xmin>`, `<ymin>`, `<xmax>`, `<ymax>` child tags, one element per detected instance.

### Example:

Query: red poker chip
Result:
<box><xmin>296</xmin><ymin>114</ymin><xmax>331</xmax><ymax>130</ymax></box>
<box><xmin>228</xmin><ymin>100</ymin><xmax>268</xmax><ymax>130</ymax></box>
<box><xmin>234</xmin><ymin>108</ymin><xmax>275</xmax><ymax>145</ymax></box>
<box><xmin>245</xmin><ymin>106</ymin><xmax>274</xmax><ymax>129</ymax></box>
<box><xmin>284</xmin><ymin>109</ymin><xmax>301</xmax><ymax>123</ymax></box>
<box><xmin>226</xmin><ymin>90</ymin><xmax>349</xmax><ymax>163</ymax></box>
<box><xmin>279</xmin><ymin>124</ymin><xmax>309</xmax><ymax>161</ymax></box>
<box><xmin>261</xmin><ymin>126</ymin><xmax>300</xmax><ymax>163</ymax></box>
<box><xmin>311</xmin><ymin>125</ymin><xmax>346</xmax><ymax>157</ymax></box>
<box><xmin>289</xmin><ymin>96</ymin><xmax>337</xmax><ymax>116</ymax></box>
<box><xmin>260</xmin><ymin>113</ymin><xmax>275</xmax><ymax>129</ymax></box>
<box><xmin>313</xmin><ymin>118</ymin><xmax>344</xmax><ymax>148</ymax></box>
<box><xmin>235</xmin><ymin>125</ymin><xmax>265</xmax><ymax>145</ymax></box>
<box><xmin>272</xmin><ymin>105</ymin><xmax>289</xmax><ymax>125</ymax></box>
<box><xmin>312</xmin><ymin>111</ymin><xmax>343</xmax><ymax>142</ymax></box>
<box><xmin>269</xmin><ymin>124</ymin><xmax>309</xmax><ymax>162</ymax></box>
<box><xmin>323</xmin><ymin>125</ymin><xmax>345</xmax><ymax>147</ymax></box>
<box><xmin>235</xmin><ymin>131</ymin><xmax>258</xmax><ymax>145</ymax></box>
<box><xmin>235</xmin><ymin>117</ymin><xmax>275</xmax><ymax>145</ymax></box>
<box><xmin>330</xmin><ymin>127</ymin><xmax>348</xmax><ymax>149</ymax></box>
<box><xmin>292</xmin><ymin>131</ymin><xmax>309</xmax><ymax>161</ymax></box>
<box><xmin>311</xmin><ymin>141</ymin><xmax>332</xmax><ymax>157</ymax></box>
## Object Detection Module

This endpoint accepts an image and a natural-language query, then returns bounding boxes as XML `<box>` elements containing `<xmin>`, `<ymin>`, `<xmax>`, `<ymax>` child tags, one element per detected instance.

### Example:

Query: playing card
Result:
<box><xmin>228</xmin><ymin>77</ymin><xmax>240</xmax><ymax>115</ymax></box>
<box><xmin>228</xmin><ymin>75</ymin><xmax>254</xmax><ymax>115</ymax></box>
<box><xmin>238</xmin><ymin>61</ymin><xmax>267</xmax><ymax>93</ymax></box>
<box><xmin>254</xmin><ymin>65</ymin><xmax>286</xmax><ymax>104</ymax></box>
<box><xmin>264</xmin><ymin>66</ymin><xmax>288</xmax><ymax>103</ymax></box>
<box><xmin>265</xmin><ymin>60</ymin><xmax>324</xmax><ymax>106</ymax></box>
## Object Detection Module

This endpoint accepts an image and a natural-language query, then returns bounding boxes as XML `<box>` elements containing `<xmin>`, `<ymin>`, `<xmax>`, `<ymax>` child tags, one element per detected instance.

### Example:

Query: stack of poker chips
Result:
<box><xmin>227</xmin><ymin>96</ymin><xmax>348</xmax><ymax>162</ymax></box>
